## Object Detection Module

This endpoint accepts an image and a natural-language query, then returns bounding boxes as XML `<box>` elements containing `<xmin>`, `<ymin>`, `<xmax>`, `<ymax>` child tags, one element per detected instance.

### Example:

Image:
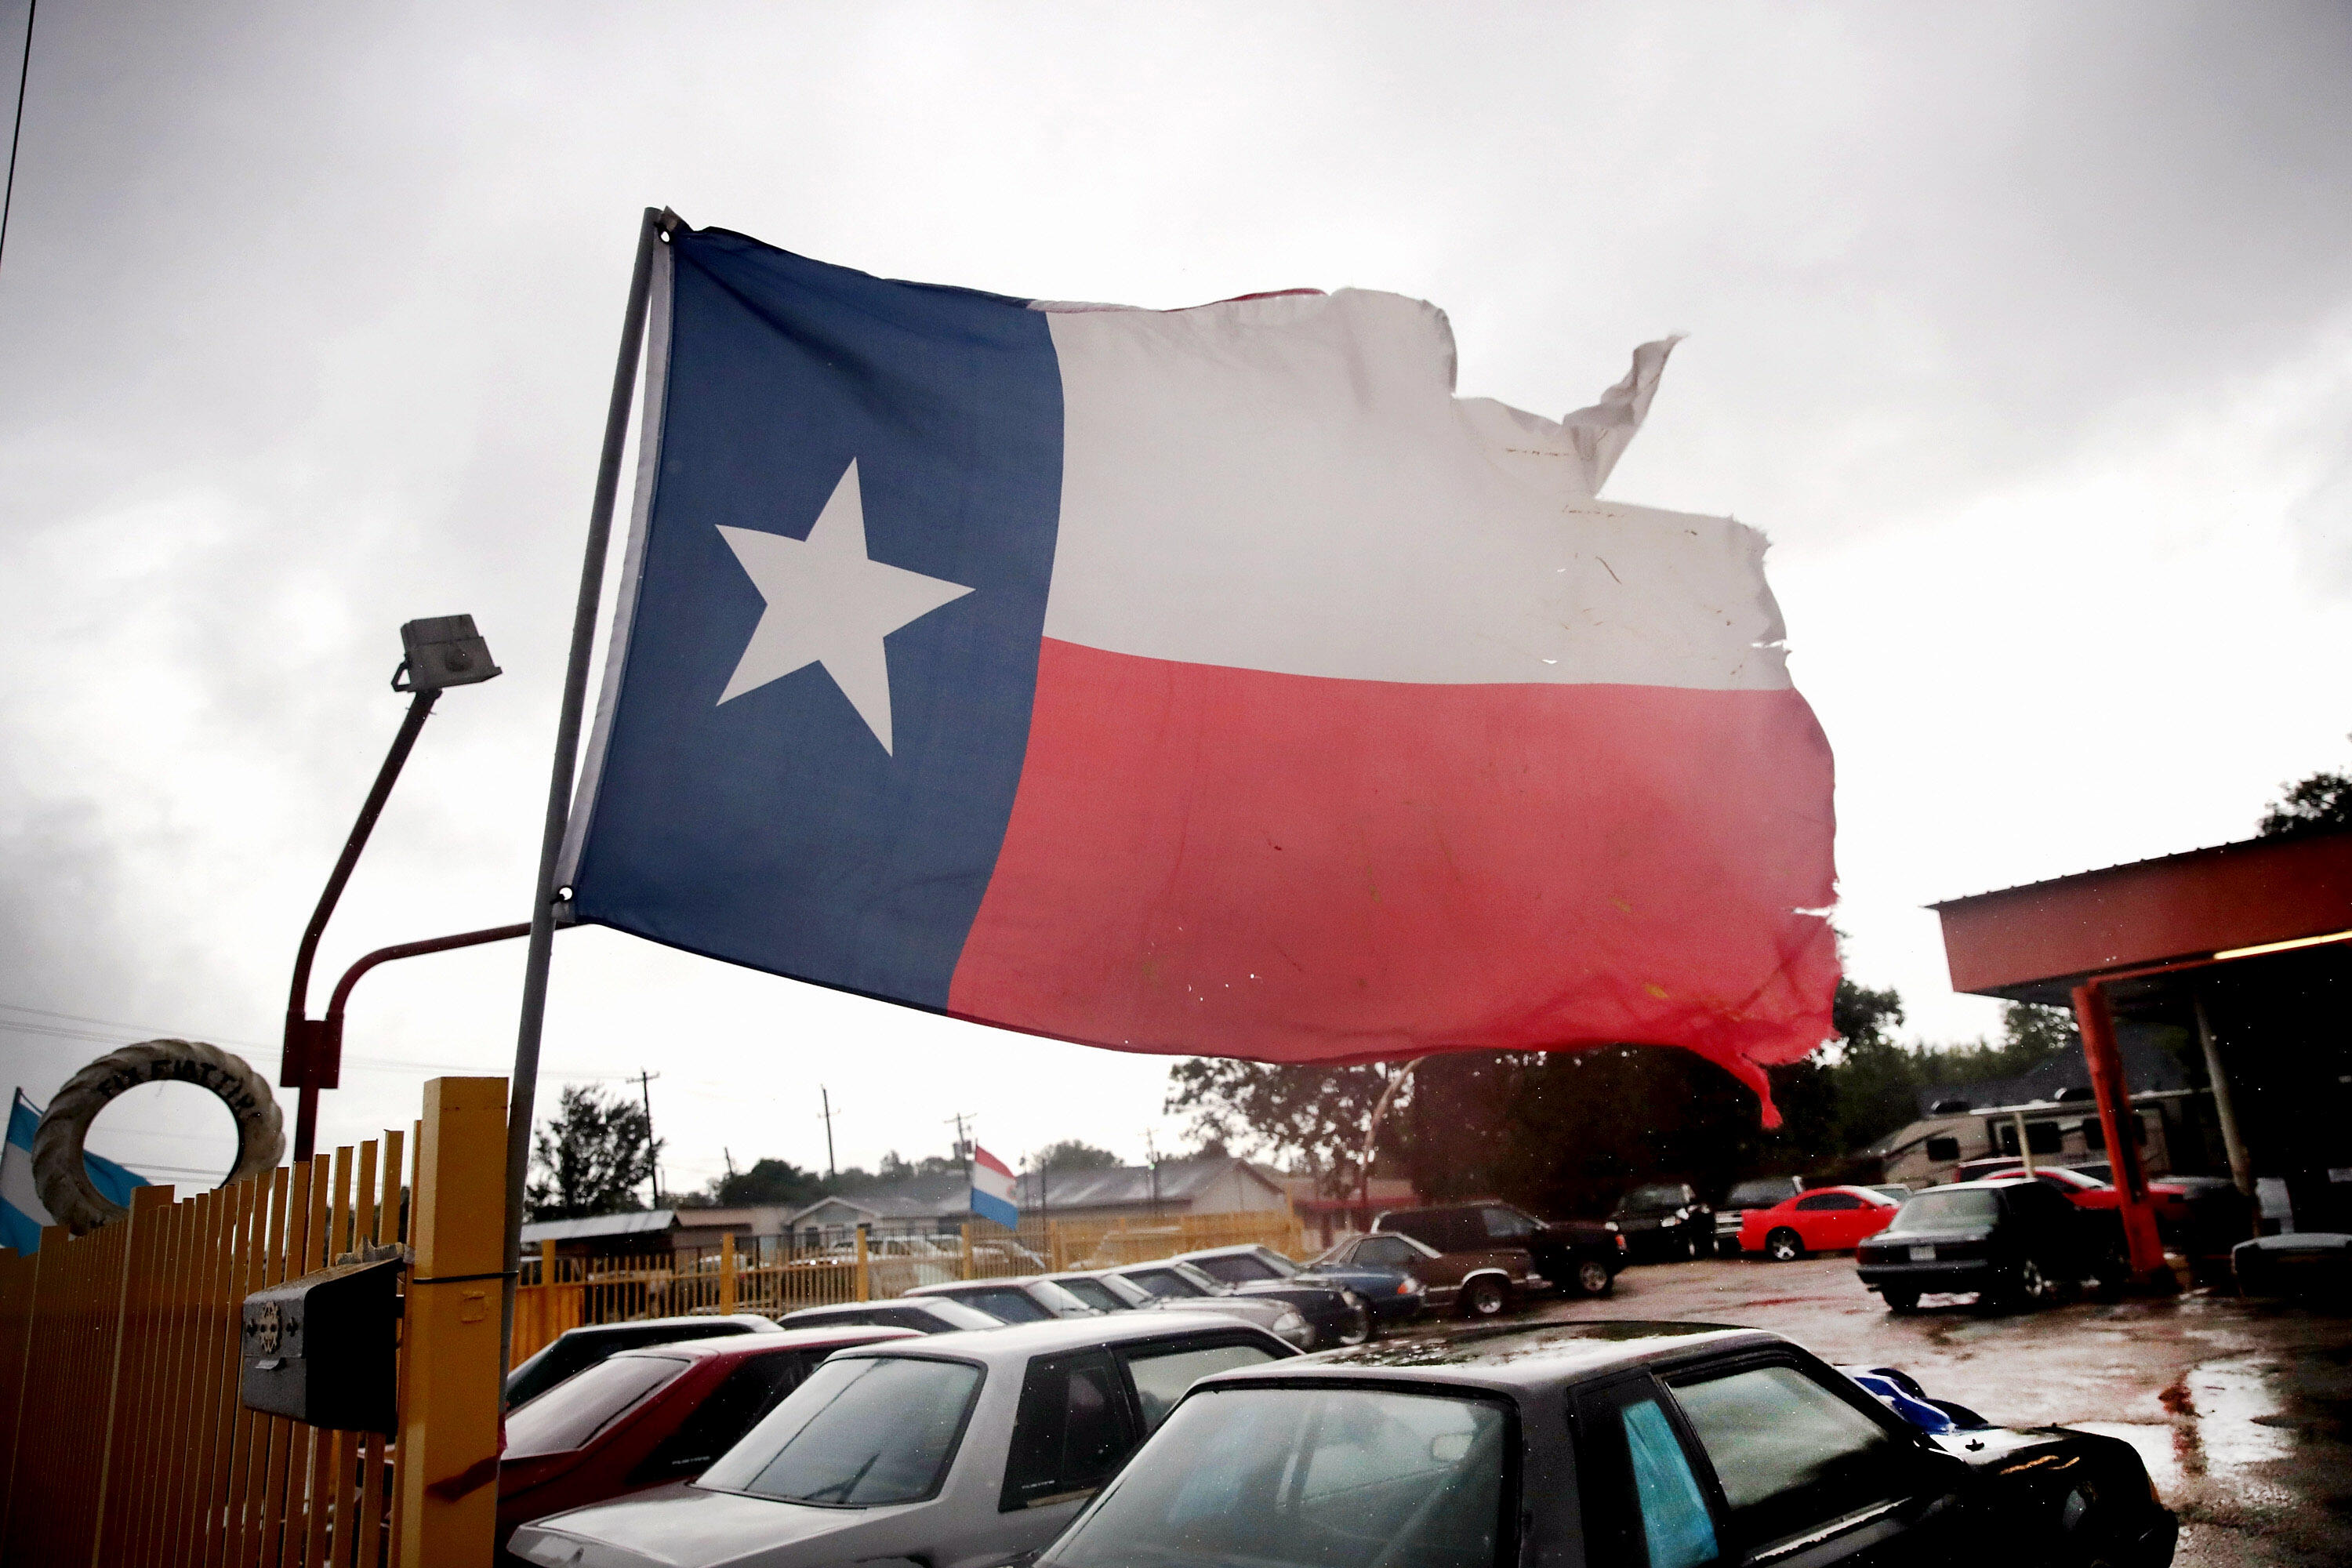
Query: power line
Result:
<box><xmin>0</xmin><ymin>0</ymin><xmax>32</xmax><ymax>278</ymax></box>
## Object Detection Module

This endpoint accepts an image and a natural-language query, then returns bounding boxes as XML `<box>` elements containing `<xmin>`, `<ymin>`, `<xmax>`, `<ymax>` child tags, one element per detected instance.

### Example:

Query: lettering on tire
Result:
<box><xmin>31</xmin><ymin>1040</ymin><xmax>285</xmax><ymax>1235</ymax></box>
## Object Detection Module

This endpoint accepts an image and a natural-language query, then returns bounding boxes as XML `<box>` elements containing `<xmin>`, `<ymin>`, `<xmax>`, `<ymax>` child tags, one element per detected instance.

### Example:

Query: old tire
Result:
<box><xmin>1574</xmin><ymin>1258</ymin><xmax>1614</xmax><ymax>1297</ymax></box>
<box><xmin>1461</xmin><ymin>1276</ymin><xmax>1509</xmax><ymax>1318</ymax></box>
<box><xmin>1766</xmin><ymin>1228</ymin><xmax>1805</xmax><ymax>1263</ymax></box>
<box><xmin>32</xmin><ymin>1040</ymin><xmax>283</xmax><ymax>1234</ymax></box>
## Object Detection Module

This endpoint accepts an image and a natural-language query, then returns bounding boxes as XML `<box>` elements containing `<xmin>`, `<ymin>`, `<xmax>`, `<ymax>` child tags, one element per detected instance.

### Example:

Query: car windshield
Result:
<box><xmin>504</xmin><ymin>1355</ymin><xmax>688</xmax><ymax>1457</ymax></box>
<box><xmin>1617</xmin><ymin>1185</ymin><xmax>1684</xmax><ymax>1213</ymax></box>
<box><xmin>1726</xmin><ymin>1181</ymin><xmax>1794</xmax><ymax>1209</ymax></box>
<box><xmin>699</xmin><ymin>1356</ymin><xmax>982</xmax><ymax>1507</ymax></box>
<box><xmin>1887</xmin><ymin>1189</ymin><xmax>2001</xmax><ymax>1232</ymax></box>
<box><xmin>1043</xmin><ymin>1385</ymin><xmax>1508</xmax><ymax>1568</ymax></box>
<box><xmin>1127</xmin><ymin>1269</ymin><xmax>1209</xmax><ymax>1299</ymax></box>
<box><xmin>1054</xmin><ymin>1278</ymin><xmax>1134</xmax><ymax>1312</ymax></box>
<box><xmin>1193</xmin><ymin>1253</ymin><xmax>1291</xmax><ymax>1285</ymax></box>
<box><xmin>944</xmin><ymin>1287</ymin><xmax>1055</xmax><ymax>1323</ymax></box>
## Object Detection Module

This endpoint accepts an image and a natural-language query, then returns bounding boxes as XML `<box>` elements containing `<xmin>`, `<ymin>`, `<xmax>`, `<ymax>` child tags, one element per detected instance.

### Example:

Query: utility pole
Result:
<box><xmin>1144</xmin><ymin>1130</ymin><xmax>1161</xmax><ymax>1220</ymax></box>
<box><xmin>818</xmin><ymin>1086</ymin><xmax>839</xmax><ymax>1180</ymax></box>
<box><xmin>636</xmin><ymin>1069</ymin><xmax>662</xmax><ymax>1208</ymax></box>
<box><xmin>946</xmin><ymin>1112</ymin><xmax>975</xmax><ymax>1175</ymax></box>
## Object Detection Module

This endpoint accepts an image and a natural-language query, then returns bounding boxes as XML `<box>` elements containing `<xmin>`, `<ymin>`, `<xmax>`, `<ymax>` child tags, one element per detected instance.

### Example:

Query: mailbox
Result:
<box><xmin>240</xmin><ymin>1254</ymin><xmax>402</xmax><ymax>1433</ymax></box>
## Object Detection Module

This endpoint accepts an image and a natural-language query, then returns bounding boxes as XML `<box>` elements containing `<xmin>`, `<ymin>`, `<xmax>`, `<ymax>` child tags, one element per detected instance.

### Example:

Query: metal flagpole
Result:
<box><xmin>500</xmin><ymin>205</ymin><xmax>672</xmax><ymax>1370</ymax></box>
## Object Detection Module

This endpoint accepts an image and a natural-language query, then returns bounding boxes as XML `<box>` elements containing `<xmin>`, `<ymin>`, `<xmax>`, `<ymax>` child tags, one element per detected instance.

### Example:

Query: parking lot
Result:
<box><xmin>1525</xmin><ymin>1257</ymin><xmax>2352</xmax><ymax>1567</ymax></box>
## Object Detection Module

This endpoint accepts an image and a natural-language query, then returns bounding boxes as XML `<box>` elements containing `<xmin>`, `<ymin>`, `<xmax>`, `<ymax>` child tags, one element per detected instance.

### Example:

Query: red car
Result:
<box><xmin>1976</xmin><ymin>1165</ymin><xmax>2194</xmax><ymax>1229</ymax></box>
<box><xmin>497</xmin><ymin>1323</ymin><xmax>918</xmax><ymax>1555</ymax></box>
<box><xmin>1740</xmin><ymin>1185</ymin><xmax>1900</xmax><ymax>1260</ymax></box>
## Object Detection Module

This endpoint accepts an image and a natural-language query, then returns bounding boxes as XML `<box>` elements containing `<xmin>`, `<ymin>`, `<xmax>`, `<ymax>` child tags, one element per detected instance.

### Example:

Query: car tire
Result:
<box><xmin>1766</xmin><ymin>1229</ymin><xmax>1805</xmax><ymax>1263</ymax></box>
<box><xmin>2014</xmin><ymin>1258</ymin><xmax>2056</xmax><ymax>1309</ymax></box>
<box><xmin>1684</xmin><ymin>1234</ymin><xmax>1703</xmax><ymax>1261</ymax></box>
<box><xmin>1461</xmin><ymin>1277</ymin><xmax>1509</xmax><ymax>1318</ymax></box>
<box><xmin>1882</xmin><ymin>1289</ymin><xmax>1919</xmax><ymax>1313</ymax></box>
<box><xmin>1334</xmin><ymin>1305</ymin><xmax>1374</xmax><ymax>1347</ymax></box>
<box><xmin>1574</xmin><ymin>1258</ymin><xmax>1614</xmax><ymax>1297</ymax></box>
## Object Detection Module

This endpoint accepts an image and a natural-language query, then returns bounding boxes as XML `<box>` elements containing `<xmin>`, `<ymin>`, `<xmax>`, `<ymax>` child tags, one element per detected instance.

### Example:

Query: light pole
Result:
<box><xmin>283</xmin><ymin>616</ymin><xmax>502</xmax><ymax>1162</ymax></box>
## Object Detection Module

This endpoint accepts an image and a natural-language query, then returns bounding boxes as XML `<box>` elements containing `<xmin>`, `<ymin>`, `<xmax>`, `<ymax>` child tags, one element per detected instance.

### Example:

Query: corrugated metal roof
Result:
<box><xmin>519</xmin><ymin>1209</ymin><xmax>681</xmax><ymax>1243</ymax></box>
<box><xmin>1927</xmin><ymin>823</ymin><xmax>2352</xmax><ymax>909</ymax></box>
<box><xmin>781</xmin><ymin>1156</ymin><xmax>1285</xmax><ymax>1227</ymax></box>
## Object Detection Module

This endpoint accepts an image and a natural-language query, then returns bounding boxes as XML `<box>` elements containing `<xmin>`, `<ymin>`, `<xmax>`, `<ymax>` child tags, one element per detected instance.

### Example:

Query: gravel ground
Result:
<box><xmin>1501</xmin><ymin>1254</ymin><xmax>2352</xmax><ymax>1566</ymax></box>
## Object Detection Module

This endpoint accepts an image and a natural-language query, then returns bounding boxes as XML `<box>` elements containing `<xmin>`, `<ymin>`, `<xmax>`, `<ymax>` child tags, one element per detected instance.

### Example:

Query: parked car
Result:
<box><xmin>904</xmin><ymin>1276</ymin><xmax>1103</xmax><ymax>1321</ymax></box>
<box><xmin>1374</xmin><ymin>1199</ymin><xmax>1624</xmax><ymax>1294</ymax></box>
<box><xmin>1608</xmin><ymin>1181</ymin><xmax>1715</xmax><ymax>1261</ymax></box>
<box><xmin>1307</xmin><ymin>1229</ymin><xmax>1535</xmax><ymax>1318</ymax></box>
<box><xmin>1978</xmin><ymin>1164</ymin><xmax>2252</xmax><ymax>1257</ymax></box>
<box><xmin>508</xmin><ymin>1313</ymin><xmax>1299</xmax><ymax>1568</ymax></box>
<box><xmin>506</xmin><ymin>1314</ymin><xmax>783</xmax><ymax>1411</ymax></box>
<box><xmin>1032</xmin><ymin>1320</ymin><xmax>2176</xmax><ymax>1568</ymax></box>
<box><xmin>1741</xmin><ymin>1185</ymin><xmax>1900</xmax><ymax>1261</ymax></box>
<box><xmin>1106</xmin><ymin>1259</ymin><xmax>1372</xmax><ymax>1348</ymax></box>
<box><xmin>1868</xmin><ymin>1183</ymin><xmax>1914</xmax><ymax>1204</ymax></box>
<box><xmin>2233</xmin><ymin>1232</ymin><xmax>2352</xmax><ymax>1296</ymax></box>
<box><xmin>1174</xmin><ymin>1242</ymin><xmax>1426</xmax><ymax>1329</ymax></box>
<box><xmin>499</xmin><ymin>1324</ymin><xmax>917</xmax><ymax>1554</ymax></box>
<box><xmin>1857</xmin><ymin>1178</ymin><xmax>2104</xmax><ymax>1311</ymax></box>
<box><xmin>1041</xmin><ymin>1269</ymin><xmax>1316</xmax><ymax>1348</ymax></box>
<box><xmin>1713</xmin><ymin>1175</ymin><xmax>1807</xmax><ymax>1257</ymax></box>
<box><xmin>775</xmin><ymin>1297</ymin><xmax>1004</xmax><ymax>1335</ymax></box>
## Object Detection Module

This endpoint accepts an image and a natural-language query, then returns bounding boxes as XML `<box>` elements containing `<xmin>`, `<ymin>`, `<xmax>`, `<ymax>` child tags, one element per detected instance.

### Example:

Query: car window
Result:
<box><xmin>1121</xmin><ymin>1339</ymin><xmax>1284</xmax><ymax>1430</ymax></box>
<box><xmin>701</xmin><ymin>1356</ymin><xmax>982</xmax><ymax>1506</ymax></box>
<box><xmin>1192</xmin><ymin>1254</ymin><xmax>1282</xmax><ymax>1285</ymax></box>
<box><xmin>1124</xmin><ymin>1268</ymin><xmax>1206</xmax><ymax>1299</ymax></box>
<box><xmin>505</xmin><ymin>1355</ymin><xmax>688</xmax><ymax>1457</ymax></box>
<box><xmin>1042</xmin><ymin>1386</ymin><xmax>1508</xmax><ymax>1568</ymax></box>
<box><xmin>635</xmin><ymin>1352</ymin><xmax>812</xmax><ymax>1482</ymax></box>
<box><xmin>1480</xmin><ymin>1206</ymin><xmax>1537</xmax><ymax>1239</ymax></box>
<box><xmin>949</xmin><ymin>1287</ymin><xmax>1057</xmax><ymax>1323</ymax></box>
<box><xmin>1725</xmin><ymin>1180</ymin><xmax>1794</xmax><ymax>1209</ymax></box>
<box><xmin>1618</xmin><ymin>1185</ymin><xmax>1684</xmax><ymax>1214</ymax></box>
<box><xmin>1624</xmin><ymin>1398</ymin><xmax>1719</xmax><ymax>1568</ymax></box>
<box><xmin>1357</xmin><ymin>1236</ymin><xmax>1421</xmax><ymax>1266</ymax></box>
<box><xmin>1668</xmin><ymin>1364</ymin><xmax>1911</xmax><ymax>1549</ymax></box>
<box><xmin>1001</xmin><ymin>1351</ymin><xmax>1138</xmax><ymax>1512</ymax></box>
<box><xmin>1054</xmin><ymin>1278</ymin><xmax>1131</xmax><ymax>1312</ymax></box>
<box><xmin>1795</xmin><ymin>1192</ymin><xmax>1860</xmax><ymax>1212</ymax></box>
<box><xmin>1886</xmin><ymin>1189</ymin><xmax>1998</xmax><ymax>1232</ymax></box>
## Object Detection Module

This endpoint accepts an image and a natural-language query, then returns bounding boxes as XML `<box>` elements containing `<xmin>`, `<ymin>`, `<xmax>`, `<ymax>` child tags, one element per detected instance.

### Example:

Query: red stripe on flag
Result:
<box><xmin>949</xmin><ymin>640</ymin><xmax>1836</xmax><ymax>1121</ymax></box>
<box><xmin>972</xmin><ymin>1145</ymin><xmax>1014</xmax><ymax>1180</ymax></box>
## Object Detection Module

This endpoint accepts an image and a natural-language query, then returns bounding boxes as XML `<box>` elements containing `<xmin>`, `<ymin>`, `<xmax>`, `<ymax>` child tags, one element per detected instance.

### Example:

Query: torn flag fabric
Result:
<box><xmin>558</xmin><ymin>225</ymin><xmax>1836</xmax><ymax>1116</ymax></box>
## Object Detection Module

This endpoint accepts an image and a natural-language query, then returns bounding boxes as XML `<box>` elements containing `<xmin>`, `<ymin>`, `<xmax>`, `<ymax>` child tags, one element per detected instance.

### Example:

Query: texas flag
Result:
<box><xmin>968</xmin><ymin>1146</ymin><xmax>1019</xmax><ymax>1231</ymax></box>
<box><xmin>558</xmin><ymin>225</ymin><xmax>1836</xmax><ymax>1116</ymax></box>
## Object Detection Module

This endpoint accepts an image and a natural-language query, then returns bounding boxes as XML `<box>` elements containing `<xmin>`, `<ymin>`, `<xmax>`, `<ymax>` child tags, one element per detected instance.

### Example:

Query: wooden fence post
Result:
<box><xmin>719</xmin><ymin>1232</ymin><xmax>737</xmax><ymax>1316</ymax></box>
<box><xmin>959</xmin><ymin>1223</ymin><xmax>972</xmax><ymax>1281</ymax></box>
<box><xmin>854</xmin><ymin>1226</ymin><xmax>869</xmax><ymax>1301</ymax></box>
<box><xmin>392</xmin><ymin>1077</ymin><xmax>508</xmax><ymax>1566</ymax></box>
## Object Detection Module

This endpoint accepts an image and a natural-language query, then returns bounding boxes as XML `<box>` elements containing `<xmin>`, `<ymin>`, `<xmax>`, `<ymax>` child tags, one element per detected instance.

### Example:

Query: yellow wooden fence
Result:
<box><xmin>0</xmin><ymin>1076</ymin><xmax>510</xmax><ymax>1568</ymax></box>
<box><xmin>508</xmin><ymin>1205</ymin><xmax>1309</xmax><ymax>1367</ymax></box>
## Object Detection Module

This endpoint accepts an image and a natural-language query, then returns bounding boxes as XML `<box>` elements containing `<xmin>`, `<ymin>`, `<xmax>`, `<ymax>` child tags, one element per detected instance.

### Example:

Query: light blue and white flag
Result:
<box><xmin>2</xmin><ymin>1089</ymin><xmax>152</xmax><ymax>1254</ymax></box>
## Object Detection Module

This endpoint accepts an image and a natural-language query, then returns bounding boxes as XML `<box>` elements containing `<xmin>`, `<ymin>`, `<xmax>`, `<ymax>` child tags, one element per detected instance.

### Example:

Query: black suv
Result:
<box><xmin>1608</xmin><ymin>1181</ymin><xmax>1714</xmax><ymax>1261</ymax></box>
<box><xmin>1374</xmin><ymin>1199</ymin><xmax>1624</xmax><ymax>1296</ymax></box>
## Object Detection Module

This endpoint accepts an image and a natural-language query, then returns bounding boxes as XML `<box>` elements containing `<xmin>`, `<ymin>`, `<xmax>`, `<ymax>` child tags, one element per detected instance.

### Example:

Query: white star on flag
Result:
<box><xmin>716</xmin><ymin>459</ymin><xmax>975</xmax><ymax>753</ymax></box>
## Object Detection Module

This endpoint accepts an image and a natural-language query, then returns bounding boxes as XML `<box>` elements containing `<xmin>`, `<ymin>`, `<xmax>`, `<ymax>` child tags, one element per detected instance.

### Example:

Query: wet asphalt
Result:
<box><xmin>1501</xmin><ymin>1253</ymin><xmax>2352</xmax><ymax>1566</ymax></box>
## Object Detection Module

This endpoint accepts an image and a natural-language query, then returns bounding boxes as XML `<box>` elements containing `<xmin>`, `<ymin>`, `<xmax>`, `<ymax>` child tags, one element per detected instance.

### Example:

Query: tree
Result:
<box><xmin>527</xmin><ymin>1084</ymin><xmax>661</xmax><ymax>1221</ymax></box>
<box><xmin>1033</xmin><ymin>1139</ymin><xmax>1120</xmax><ymax>1172</ymax></box>
<box><xmin>2259</xmin><ymin>764</ymin><xmax>2352</xmax><ymax>836</ymax></box>
<box><xmin>699</xmin><ymin>1156</ymin><xmax>828</xmax><ymax>1209</ymax></box>
<box><xmin>1165</xmin><ymin>1058</ymin><xmax>1404</xmax><ymax>1198</ymax></box>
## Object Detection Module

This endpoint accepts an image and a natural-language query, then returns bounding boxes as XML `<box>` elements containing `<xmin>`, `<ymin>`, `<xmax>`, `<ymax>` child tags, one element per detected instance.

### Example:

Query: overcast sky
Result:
<box><xmin>2</xmin><ymin>2</ymin><xmax>2348</xmax><ymax>1196</ymax></box>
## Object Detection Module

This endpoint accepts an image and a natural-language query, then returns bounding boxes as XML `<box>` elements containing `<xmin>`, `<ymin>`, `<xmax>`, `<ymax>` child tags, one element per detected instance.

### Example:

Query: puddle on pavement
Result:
<box><xmin>2078</xmin><ymin>1355</ymin><xmax>2296</xmax><ymax>1510</ymax></box>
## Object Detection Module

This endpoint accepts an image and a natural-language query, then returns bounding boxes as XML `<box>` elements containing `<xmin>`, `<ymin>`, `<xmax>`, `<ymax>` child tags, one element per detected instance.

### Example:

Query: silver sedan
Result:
<box><xmin>507</xmin><ymin>1312</ymin><xmax>1297</xmax><ymax>1568</ymax></box>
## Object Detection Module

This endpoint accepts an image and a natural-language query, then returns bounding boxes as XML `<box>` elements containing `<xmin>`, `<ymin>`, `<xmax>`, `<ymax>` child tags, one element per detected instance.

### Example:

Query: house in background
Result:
<box><xmin>1283</xmin><ymin>1174</ymin><xmax>1419</xmax><ymax>1249</ymax></box>
<box><xmin>517</xmin><ymin>1209</ymin><xmax>682</xmax><ymax>1264</ymax></box>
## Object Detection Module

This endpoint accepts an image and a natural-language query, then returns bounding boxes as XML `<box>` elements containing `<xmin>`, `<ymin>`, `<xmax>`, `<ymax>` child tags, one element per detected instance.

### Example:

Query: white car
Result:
<box><xmin>508</xmin><ymin>1312</ymin><xmax>1297</xmax><ymax>1568</ymax></box>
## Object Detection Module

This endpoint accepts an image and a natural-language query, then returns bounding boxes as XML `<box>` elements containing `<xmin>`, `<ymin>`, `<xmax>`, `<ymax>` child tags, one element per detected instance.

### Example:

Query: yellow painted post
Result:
<box><xmin>854</xmin><ymin>1227</ymin><xmax>869</xmax><ymax>1301</ymax></box>
<box><xmin>392</xmin><ymin>1078</ymin><xmax>509</xmax><ymax>1567</ymax></box>
<box><xmin>959</xmin><ymin>1223</ymin><xmax>972</xmax><ymax>1281</ymax></box>
<box><xmin>719</xmin><ymin>1232</ymin><xmax>737</xmax><ymax>1316</ymax></box>
<box><xmin>539</xmin><ymin>1237</ymin><xmax>555</xmax><ymax>1288</ymax></box>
